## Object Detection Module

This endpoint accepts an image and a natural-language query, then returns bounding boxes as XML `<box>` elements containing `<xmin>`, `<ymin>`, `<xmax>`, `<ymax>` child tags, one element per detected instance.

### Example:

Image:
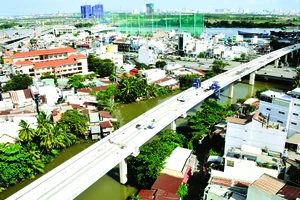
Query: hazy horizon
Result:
<box><xmin>0</xmin><ymin>0</ymin><xmax>299</xmax><ymax>16</ymax></box>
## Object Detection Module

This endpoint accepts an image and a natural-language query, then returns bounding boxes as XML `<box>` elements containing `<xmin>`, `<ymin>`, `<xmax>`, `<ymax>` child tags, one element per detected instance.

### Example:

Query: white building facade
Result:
<box><xmin>138</xmin><ymin>47</ymin><xmax>155</xmax><ymax>65</ymax></box>
<box><xmin>259</xmin><ymin>88</ymin><xmax>300</xmax><ymax>138</ymax></box>
<box><xmin>225</xmin><ymin>113</ymin><xmax>287</xmax><ymax>154</ymax></box>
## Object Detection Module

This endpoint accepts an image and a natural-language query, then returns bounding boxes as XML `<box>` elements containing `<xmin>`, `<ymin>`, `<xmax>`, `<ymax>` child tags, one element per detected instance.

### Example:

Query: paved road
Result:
<box><xmin>7</xmin><ymin>43</ymin><xmax>300</xmax><ymax>200</ymax></box>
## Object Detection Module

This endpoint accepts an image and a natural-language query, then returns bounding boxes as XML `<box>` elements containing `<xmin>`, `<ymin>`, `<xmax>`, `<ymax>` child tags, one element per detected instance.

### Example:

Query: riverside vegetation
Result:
<box><xmin>0</xmin><ymin>110</ymin><xmax>89</xmax><ymax>192</ymax></box>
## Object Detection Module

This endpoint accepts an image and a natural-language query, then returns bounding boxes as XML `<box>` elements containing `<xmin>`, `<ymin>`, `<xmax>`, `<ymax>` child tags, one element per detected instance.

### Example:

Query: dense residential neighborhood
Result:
<box><xmin>1</xmin><ymin>4</ymin><xmax>300</xmax><ymax>199</ymax></box>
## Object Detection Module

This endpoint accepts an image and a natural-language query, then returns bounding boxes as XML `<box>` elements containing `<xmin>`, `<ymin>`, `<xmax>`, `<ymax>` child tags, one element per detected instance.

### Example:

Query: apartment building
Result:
<box><xmin>138</xmin><ymin>46</ymin><xmax>155</xmax><ymax>65</ymax></box>
<box><xmin>259</xmin><ymin>88</ymin><xmax>300</xmax><ymax>138</ymax></box>
<box><xmin>11</xmin><ymin>47</ymin><xmax>88</xmax><ymax>77</ymax></box>
<box><xmin>225</xmin><ymin>112</ymin><xmax>287</xmax><ymax>154</ymax></box>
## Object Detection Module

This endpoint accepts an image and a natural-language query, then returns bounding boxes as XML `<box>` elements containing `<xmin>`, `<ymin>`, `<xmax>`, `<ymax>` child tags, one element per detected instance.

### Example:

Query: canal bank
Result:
<box><xmin>2</xmin><ymin>79</ymin><xmax>294</xmax><ymax>200</ymax></box>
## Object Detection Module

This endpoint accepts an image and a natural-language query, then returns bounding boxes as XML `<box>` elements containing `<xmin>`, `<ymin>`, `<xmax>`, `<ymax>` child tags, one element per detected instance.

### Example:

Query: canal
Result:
<box><xmin>1</xmin><ymin>79</ymin><xmax>293</xmax><ymax>200</ymax></box>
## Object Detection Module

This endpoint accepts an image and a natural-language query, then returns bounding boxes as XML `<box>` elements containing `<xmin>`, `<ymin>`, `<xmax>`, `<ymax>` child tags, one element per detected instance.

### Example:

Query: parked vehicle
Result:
<box><xmin>177</xmin><ymin>95</ymin><xmax>186</xmax><ymax>102</ymax></box>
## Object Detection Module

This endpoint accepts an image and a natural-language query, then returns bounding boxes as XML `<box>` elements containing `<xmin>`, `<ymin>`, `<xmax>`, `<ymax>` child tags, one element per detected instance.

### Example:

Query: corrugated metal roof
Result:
<box><xmin>250</xmin><ymin>174</ymin><xmax>285</xmax><ymax>195</ymax></box>
<box><xmin>151</xmin><ymin>174</ymin><xmax>183</xmax><ymax>195</ymax></box>
<box><xmin>277</xmin><ymin>185</ymin><xmax>300</xmax><ymax>200</ymax></box>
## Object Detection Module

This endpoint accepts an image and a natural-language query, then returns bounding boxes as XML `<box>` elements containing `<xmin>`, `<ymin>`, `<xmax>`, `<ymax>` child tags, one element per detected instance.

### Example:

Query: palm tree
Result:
<box><xmin>119</xmin><ymin>75</ymin><xmax>138</xmax><ymax>103</ymax></box>
<box><xmin>147</xmin><ymin>83</ymin><xmax>159</xmax><ymax>98</ymax></box>
<box><xmin>53</xmin><ymin>124</ymin><xmax>76</xmax><ymax>149</ymax></box>
<box><xmin>39</xmin><ymin>125</ymin><xmax>56</xmax><ymax>151</ymax></box>
<box><xmin>18</xmin><ymin>120</ymin><xmax>36</xmax><ymax>142</ymax></box>
<box><xmin>36</xmin><ymin>111</ymin><xmax>54</xmax><ymax>137</ymax></box>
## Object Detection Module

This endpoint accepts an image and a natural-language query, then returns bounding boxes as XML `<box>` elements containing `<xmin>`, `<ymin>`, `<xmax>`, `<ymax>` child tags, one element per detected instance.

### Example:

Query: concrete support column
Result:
<box><xmin>119</xmin><ymin>160</ymin><xmax>127</xmax><ymax>184</ymax></box>
<box><xmin>170</xmin><ymin>120</ymin><xmax>176</xmax><ymax>131</ymax></box>
<box><xmin>291</xmin><ymin>51</ymin><xmax>294</xmax><ymax>59</ymax></box>
<box><xmin>249</xmin><ymin>72</ymin><xmax>256</xmax><ymax>85</ymax></box>
<box><xmin>248</xmin><ymin>85</ymin><xmax>254</xmax><ymax>98</ymax></box>
<box><xmin>274</xmin><ymin>59</ymin><xmax>279</xmax><ymax>67</ymax></box>
<box><xmin>284</xmin><ymin>54</ymin><xmax>288</xmax><ymax>63</ymax></box>
<box><xmin>229</xmin><ymin>83</ymin><xmax>234</xmax><ymax>99</ymax></box>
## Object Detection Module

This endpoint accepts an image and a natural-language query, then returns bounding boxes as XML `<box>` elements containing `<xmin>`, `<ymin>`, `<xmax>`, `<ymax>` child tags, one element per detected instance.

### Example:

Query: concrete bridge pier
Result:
<box><xmin>119</xmin><ymin>160</ymin><xmax>128</xmax><ymax>184</ymax></box>
<box><xmin>228</xmin><ymin>83</ymin><xmax>234</xmax><ymax>99</ymax></box>
<box><xmin>248</xmin><ymin>85</ymin><xmax>254</xmax><ymax>98</ymax></box>
<box><xmin>170</xmin><ymin>120</ymin><xmax>176</xmax><ymax>131</ymax></box>
<box><xmin>181</xmin><ymin>112</ymin><xmax>187</xmax><ymax>118</ymax></box>
<box><xmin>274</xmin><ymin>59</ymin><xmax>279</xmax><ymax>67</ymax></box>
<box><xmin>291</xmin><ymin>51</ymin><xmax>294</xmax><ymax>59</ymax></box>
<box><xmin>284</xmin><ymin>54</ymin><xmax>288</xmax><ymax>63</ymax></box>
<box><xmin>249</xmin><ymin>72</ymin><xmax>256</xmax><ymax>85</ymax></box>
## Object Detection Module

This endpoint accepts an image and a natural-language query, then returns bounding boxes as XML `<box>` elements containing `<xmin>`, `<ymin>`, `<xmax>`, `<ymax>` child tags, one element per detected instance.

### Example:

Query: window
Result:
<box><xmin>266</xmin><ymin>108</ymin><xmax>271</xmax><ymax>111</ymax></box>
<box><xmin>227</xmin><ymin>160</ymin><xmax>234</xmax><ymax>167</ymax></box>
<box><xmin>293</xmin><ymin>113</ymin><xmax>299</xmax><ymax>116</ymax></box>
<box><xmin>277</xmin><ymin>120</ymin><xmax>283</xmax><ymax>124</ymax></box>
<box><xmin>291</xmin><ymin>122</ymin><xmax>297</xmax><ymax>125</ymax></box>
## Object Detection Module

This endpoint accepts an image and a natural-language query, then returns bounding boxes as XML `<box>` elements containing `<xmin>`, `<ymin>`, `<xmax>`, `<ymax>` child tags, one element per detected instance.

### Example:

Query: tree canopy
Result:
<box><xmin>0</xmin><ymin>143</ymin><xmax>45</xmax><ymax>188</ymax></box>
<box><xmin>59</xmin><ymin>110</ymin><xmax>89</xmax><ymax>137</ymax></box>
<box><xmin>40</xmin><ymin>72</ymin><xmax>58</xmax><ymax>86</ymax></box>
<box><xmin>293</xmin><ymin>69</ymin><xmax>300</xmax><ymax>88</ymax></box>
<box><xmin>178</xmin><ymin>74</ymin><xmax>200</xmax><ymax>90</ymax></box>
<box><xmin>88</xmin><ymin>54</ymin><xmax>116</xmax><ymax>77</ymax></box>
<box><xmin>2</xmin><ymin>74</ymin><xmax>33</xmax><ymax>92</ymax></box>
<box><xmin>210</xmin><ymin>60</ymin><xmax>229</xmax><ymax>74</ymax></box>
<box><xmin>135</xmin><ymin>62</ymin><xmax>151</xmax><ymax>70</ymax></box>
<box><xmin>127</xmin><ymin>129</ymin><xmax>185</xmax><ymax>188</ymax></box>
<box><xmin>155</xmin><ymin>61</ymin><xmax>167</xmax><ymax>69</ymax></box>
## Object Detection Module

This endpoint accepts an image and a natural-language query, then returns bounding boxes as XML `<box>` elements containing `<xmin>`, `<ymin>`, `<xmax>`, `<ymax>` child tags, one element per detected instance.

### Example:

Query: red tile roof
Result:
<box><xmin>68</xmin><ymin>54</ymin><xmax>87</xmax><ymax>59</ymax></box>
<box><xmin>211</xmin><ymin>177</ymin><xmax>232</xmax><ymax>187</ymax></box>
<box><xmin>138</xmin><ymin>189</ymin><xmax>156</xmax><ymax>200</ymax></box>
<box><xmin>250</xmin><ymin>174</ymin><xmax>285</xmax><ymax>195</ymax></box>
<box><xmin>33</xmin><ymin>57</ymin><xmax>78</xmax><ymax>69</ymax></box>
<box><xmin>211</xmin><ymin>177</ymin><xmax>251</xmax><ymax>188</ymax></box>
<box><xmin>15</xmin><ymin>60</ymin><xmax>34</xmax><ymax>65</ymax></box>
<box><xmin>77</xmin><ymin>86</ymin><xmax>107</xmax><ymax>93</ymax></box>
<box><xmin>155</xmin><ymin>189</ymin><xmax>179</xmax><ymax>200</ymax></box>
<box><xmin>12</xmin><ymin>47</ymin><xmax>76</xmax><ymax>58</ymax></box>
<box><xmin>151</xmin><ymin>174</ymin><xmax>183</xmax><ymax>195</ymax></box>
<box><xmin>277</xmin><ymin>185</ymin><xmax>300</xmax><ymax>200</ymax></box>
<box><xmin>91</xmin><ymin>86</ymin><xmax>108</xmax><ymax>92</ymax></box>
<box><xmin>100</xmin><ymin>121</ymin><xmax>113</xmax><ymax>129</ymax></box>
<box><xmin>154</xmin><ymin>77</ymin><xmax>172</xmax><ymax>84</ymax></box>
<box><xmin>99</xmin><ymin>111</ymin><xmax>112</xmax><ymax>118</ymax></box>
<box><xmin>70</xmin><ymin>104</ymin><xmax>82</xmax><ymax>109</ymax></box>
<box><xmin>77</xmin><ymin>88</ymin><xmax>91</xmax><ymax>93</ymax></box>
<box><xmin>226</xmin><ymin>117</ymin><xmax>251</xmax><ymax>125</ymax></box>
<box><xmin>23</xmin><ymin>88</ymin><xmax>32</xmax><ymax>99</ymax></box>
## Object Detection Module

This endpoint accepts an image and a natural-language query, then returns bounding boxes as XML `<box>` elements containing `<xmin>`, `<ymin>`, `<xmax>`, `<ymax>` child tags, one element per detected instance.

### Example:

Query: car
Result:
<box><xmin>136</xmin><ymin>124</ymin><xmax>142</xmax><ymax>129</ymax></box>
<box><xmin>147</xmin><ymin>124</ymin><xmax>155</xmax><ymax>129</ymax></box>
<box><xmin>177</xmin><ymin>95</ymin><xmax>186</xmax><ymax>102</ymax></box>
<box><xmin>170</xmin><ymin>59</ymin><xmax>176</xmax><ymax>62</ymax></box>
<box><xmin>283</xmin><ymin>69</ymin><xmax>291</xmax><ymax>72</ymax></box>
<box><xmin>198</xmin><ymin>62</ymin><xmax>205</xmax><ymax>65</ymax></box>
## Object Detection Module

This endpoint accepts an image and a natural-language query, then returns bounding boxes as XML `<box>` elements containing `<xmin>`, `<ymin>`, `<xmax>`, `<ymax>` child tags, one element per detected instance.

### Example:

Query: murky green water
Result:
<box><xmin>2</xmin><ymin>79</ymin><xmax>293</xmax><ymax>200</ymax></box>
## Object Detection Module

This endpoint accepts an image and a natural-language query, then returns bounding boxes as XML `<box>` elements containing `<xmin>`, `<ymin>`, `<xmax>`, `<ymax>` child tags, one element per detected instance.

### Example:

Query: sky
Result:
<box><xmin>0</xmin><ymin>0</ymin><xmax>299</xmax><ymax>16</ymax></box>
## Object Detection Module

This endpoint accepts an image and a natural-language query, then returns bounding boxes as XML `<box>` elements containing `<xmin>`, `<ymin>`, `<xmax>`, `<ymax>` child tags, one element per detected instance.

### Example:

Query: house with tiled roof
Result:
<box><xmin>100</xmin><ymin>120</ymin><xmax>114</xmax><ymax>137</ymax></box>
<box><xmin>247</xmin><ymin>174</ymin><xmax>300</xmax><ymax>200</ymax></box>
<box><xmin>10</xmin><ymin>47</ymin><xmax>88</xmax><ymax>77</ymax></box>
